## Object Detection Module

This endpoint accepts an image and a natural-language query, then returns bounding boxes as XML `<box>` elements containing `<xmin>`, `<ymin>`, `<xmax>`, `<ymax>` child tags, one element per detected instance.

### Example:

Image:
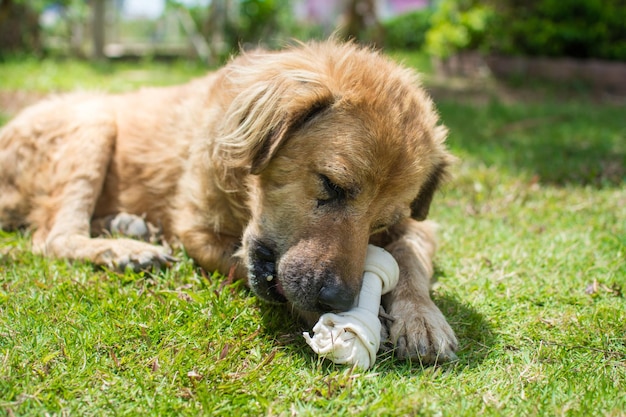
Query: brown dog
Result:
<box><xmin>0</xmin><ymin>41</ymin><xmax>457</xmax><ymax>363</ymax></box>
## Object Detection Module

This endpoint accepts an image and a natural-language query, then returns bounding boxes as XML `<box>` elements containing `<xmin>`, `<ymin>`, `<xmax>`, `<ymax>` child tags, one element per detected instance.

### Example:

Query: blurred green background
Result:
<box><xmin>1</xmin><ymin>3</ymin><xmax>625</xmax><ymax>415</ymax></box>
<box><xmin>1</xmin><ymin>0</ymin><xmax>625</xmax><ymax>63</ymax></box>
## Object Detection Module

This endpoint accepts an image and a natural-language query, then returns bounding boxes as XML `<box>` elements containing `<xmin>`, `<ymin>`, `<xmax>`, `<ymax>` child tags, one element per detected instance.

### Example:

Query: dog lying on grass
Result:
<box><xmin>0</xmin><ymin>41</ymin><xmax>457</xmax><ymax>363</ymax></box>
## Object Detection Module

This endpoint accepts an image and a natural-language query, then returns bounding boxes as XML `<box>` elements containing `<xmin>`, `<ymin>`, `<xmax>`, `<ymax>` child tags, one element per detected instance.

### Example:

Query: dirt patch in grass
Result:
<box><xmin>426</xmin><ymin>75</ymin><xmax>626</xmax><ymax>107</ymax></box>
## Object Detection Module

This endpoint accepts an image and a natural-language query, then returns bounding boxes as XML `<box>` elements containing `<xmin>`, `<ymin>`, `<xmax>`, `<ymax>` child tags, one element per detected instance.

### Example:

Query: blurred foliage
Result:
<box><xmin>3</xmin><ymin>0</ymin><xmax>626</xmax><ymax>62</ymax></box>
<box><xmin>485</xmin><ymin>0</ymin><xmax>626</xmax><ymax>61</ymax></box>
<box><xmin>5</xmin><ymin>0</ymin><xmax>56</xmax><ymax>12</ymax></box>
<box><xmin>186</xmin><ymin>0</ymin><xmax>324</xmax><ymax>62</ymax></box>
<box><xmin>422</xmin><ymin>0</ymin><xmax>626</xmax><ymax>61</ymax></box>
<box><xmin>186</xmin><ymin>0</ymin><xmax>279</xmax><ymax>51</ymax></box>
<box><xmin>382</xmin><ymin>8</ymin><xmax>433</xmax><ymax>51</ymax></box>
<box><xmin>424</xmin><ymin>0</ymin><xmax>494</xmax><ymax>58</ymax></box>
<box><xmin>227</xmin><ymin>0</ymin><xmax>324</xmax><ymax>51</ymax></box>
<box><xmin>2</xmin><ymin>0</ymin><xmax>316</xmax><ymax>61</ymax></box>
<box><xmin>0</xmin><ymin>0</ymin><xmax>92</xmax><ymax>58</ymax></box>
<box><xmin>237</xmin><ymin>0</ymin><xmax>289</xmax><ymax>44</ymax></box>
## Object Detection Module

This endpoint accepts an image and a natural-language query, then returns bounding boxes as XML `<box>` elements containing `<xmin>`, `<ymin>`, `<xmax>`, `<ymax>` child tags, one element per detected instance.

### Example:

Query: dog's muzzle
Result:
<box><xmin>247</xmin><ymin>239</ymin><xmax>359</xmax><ymax>313</ymax></box>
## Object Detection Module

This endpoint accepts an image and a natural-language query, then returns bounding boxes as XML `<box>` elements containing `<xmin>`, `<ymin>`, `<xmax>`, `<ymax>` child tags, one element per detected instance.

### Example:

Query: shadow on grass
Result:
<box><xmin>433</xmin><ymin>292</ymin><xmax>495</xmax><ymax>369</ymax></box>
<box><xmin>431</xmin><ymin>85</ymin><xmax>625</xmax><ymax>187</ymax></box>
<box><xmin>256</xmin><ymin>281</ymin><xmax>495</xmax><ymax>372</ymax></box>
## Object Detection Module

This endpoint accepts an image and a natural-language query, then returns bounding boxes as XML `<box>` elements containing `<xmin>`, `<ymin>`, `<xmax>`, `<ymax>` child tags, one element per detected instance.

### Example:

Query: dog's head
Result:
<box><xmin>217</xmin><ymin>41</ymin><xmax>452</xmax><ymax>313</ymax></box>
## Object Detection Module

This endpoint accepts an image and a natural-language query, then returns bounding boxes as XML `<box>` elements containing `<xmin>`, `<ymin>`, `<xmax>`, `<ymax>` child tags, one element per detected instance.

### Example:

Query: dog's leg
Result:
<box><xmin>374</xmin><ymin>220</ymin><xmax>458</xmax><ymax>364</ymax></box>
<box><xmin>176</xmin><ymin>225</ymin><xmax>247</xmax><ymax>278</ymax></box>
<box><xmin>30</xmin><ymin>113</ymin><xmax>172</xmax><ymax>272</ymax></box>
<box><xmin>173</xmin><ymin>181</ymin><xmax>249</xmax><ymax>278</ymax></box>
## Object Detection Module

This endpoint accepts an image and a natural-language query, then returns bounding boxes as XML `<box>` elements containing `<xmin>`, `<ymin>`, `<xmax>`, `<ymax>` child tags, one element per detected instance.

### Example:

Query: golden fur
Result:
<box><xmin>0</xmin><ymin>41</ymin><xmax>457</xmax><ymax>363</ymax></box>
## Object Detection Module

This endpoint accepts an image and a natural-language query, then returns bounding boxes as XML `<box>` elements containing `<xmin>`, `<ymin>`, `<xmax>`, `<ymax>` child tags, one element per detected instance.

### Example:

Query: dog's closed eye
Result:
<box><xmin>318</xmin><ymin>174</ymin><xmax>346</xmax><ymax>206</ymax></box>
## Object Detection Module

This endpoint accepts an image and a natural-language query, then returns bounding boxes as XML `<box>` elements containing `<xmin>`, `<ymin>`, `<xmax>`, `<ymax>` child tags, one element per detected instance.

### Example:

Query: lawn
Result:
<box><xmin>0</xmin><ymin>54</ymin><xmax>625</xmax><ymax>416</ymax></box>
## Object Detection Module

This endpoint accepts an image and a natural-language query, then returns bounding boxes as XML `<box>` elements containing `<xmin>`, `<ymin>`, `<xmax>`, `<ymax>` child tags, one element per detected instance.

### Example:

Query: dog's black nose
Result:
<box><xmin>317</xmin><ymin>284</ymin><xmax>355</xmax><ymax>312</ymax></box>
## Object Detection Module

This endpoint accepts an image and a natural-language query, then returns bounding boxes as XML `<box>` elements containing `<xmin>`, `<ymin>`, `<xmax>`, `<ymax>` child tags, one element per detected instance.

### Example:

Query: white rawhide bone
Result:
<box><xmin>303</xmin><ymin>245</ymin><xmax>399</xmax><ymax>369</ymax></box>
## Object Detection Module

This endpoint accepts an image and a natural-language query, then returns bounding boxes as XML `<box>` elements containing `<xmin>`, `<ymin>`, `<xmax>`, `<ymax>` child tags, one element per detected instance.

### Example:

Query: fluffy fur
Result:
<box><xmin>0</xmin><ymin>41</ymin><xmax>457</xmax><ymax>363</ymax></box>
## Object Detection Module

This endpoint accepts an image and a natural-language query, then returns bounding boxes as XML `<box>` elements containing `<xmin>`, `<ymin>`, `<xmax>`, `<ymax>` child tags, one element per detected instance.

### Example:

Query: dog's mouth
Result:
<box><xmin>248</xmin><ymin>241</ymin><xmax>287</xmax><ymax>304</ymax></box>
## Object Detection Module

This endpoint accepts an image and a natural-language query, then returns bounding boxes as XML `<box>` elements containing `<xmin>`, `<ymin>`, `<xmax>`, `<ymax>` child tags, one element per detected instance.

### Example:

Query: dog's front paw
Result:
<box><xmin>386</xmin><ymin>298</ymin><xmax>458</xmax><ymax>364</ymax></box>
<box><xmin>113</xmin><ymin>250</ymin><xmax>177</xmax><ymax>272</ymax></box>
<box><xmin>97</xmin><ymin>240</ymin><xmax>177</xmax><ymax>273</ymax></box>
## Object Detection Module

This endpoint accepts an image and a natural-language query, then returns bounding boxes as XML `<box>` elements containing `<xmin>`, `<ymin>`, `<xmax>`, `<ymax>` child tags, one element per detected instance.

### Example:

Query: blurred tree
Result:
<box><xmin>0</xmin><ymin>0</ymin><xmax>92</xmax><ymax>58</ymax></box>
<box><xmin>235</xmin><ymin>0</ymin><xmax>293</xmax><ymax>46</ymax></box>
<box><xmin>204</xmin><ymin>0</ymin><xmax>235</xmax><ymax>60</ymax></box>
<box><xmin>195</xmin><ymin>0</ymin><xmax>298</xmax><ymax>60</ymax></box>
<box><xmin>92</xmin><ymin>0</ymin><xmax>105</xmax><ymax>59</ymax></box>
<box><xmin>0</xmin><ymin>0</ymin><xmax>42</xmax><ymax>56</ymax></box>
<box><xmin>341</xmin><ymin>0</ymin><xmax>383</xmax><ymax>46</ymax></box>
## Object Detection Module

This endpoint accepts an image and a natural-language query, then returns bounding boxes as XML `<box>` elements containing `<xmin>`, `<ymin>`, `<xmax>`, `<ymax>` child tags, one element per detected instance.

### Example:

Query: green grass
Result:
<box><xmin>0</xmin><ymin>57</ymin><xmax>209</xmax><ymax>93</ymax></box>
<box><xmin>0</xmin><ymin>56</ymin><xmax>625</xmax><ymax>416</ymax></box>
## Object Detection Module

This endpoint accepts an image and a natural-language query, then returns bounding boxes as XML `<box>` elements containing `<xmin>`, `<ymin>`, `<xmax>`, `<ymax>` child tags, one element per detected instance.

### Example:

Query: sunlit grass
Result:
<box><xmin>0</xmin><ymin>57</ymin><xmax>209</xmax><ymax>93</ymax></box>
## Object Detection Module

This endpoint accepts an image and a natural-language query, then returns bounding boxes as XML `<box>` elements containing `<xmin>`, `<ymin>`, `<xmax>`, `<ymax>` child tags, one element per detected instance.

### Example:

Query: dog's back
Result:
<box><xmin>0</xmin><ymin>79</ymin><xmax>211</xmax><ymax>235</ymax></box>
<box><xmin>0</xmin><ymin>116</ymin><xmax>25</xmax><ymax>230</ymax></box>
<box><xmin>0</xmin><ymin>85</ymin><xmax>193</xmax><ymax>268</ymax></box>
<box><xmin>0</xmin><ymin>93</ymin><xmax>101</xmax><ymax>231</ymax></box>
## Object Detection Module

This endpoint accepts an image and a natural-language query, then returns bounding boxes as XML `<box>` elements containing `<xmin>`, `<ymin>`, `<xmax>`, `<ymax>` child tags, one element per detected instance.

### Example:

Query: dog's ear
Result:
<box><xmin>410</xmin><ymin>162</ymin><xmax>447</xmax><ymax>221</ymax></box>
<box><xmin>217</xmin><ymin>71</ymin><xmax>334</xmax><ymax>177</ymax></box>
<box><xmin>250</xmin><ymin>95</ymin><xmax>333</xmax><ymax>174</ymax></box>
<box><xmin>411</xmin><ymin>161</ymin><xmax>447</xmax><ymax>221</ymax></box>
<box><xmin>411</xmin><ymin>125</ymin><xmax>452</xmax><ymax>221</ymax></box>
